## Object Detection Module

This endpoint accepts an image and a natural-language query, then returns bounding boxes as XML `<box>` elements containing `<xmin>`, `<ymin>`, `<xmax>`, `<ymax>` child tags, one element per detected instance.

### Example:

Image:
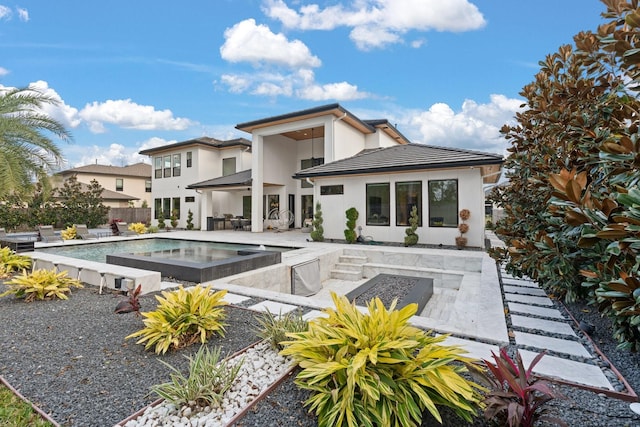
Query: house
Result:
<box><xmin>141</xmin><ymin>103</ymin><xmax>503</xmax><ymax>246</ymax></box>
<box><xmin>56</xmin><ymin>163</ymin><xmax>152</xmax><ymax>208</ymax></box>
<box><xmin>138</xmin><ymin>137</ymin><xmax>252</xmax><ymax>228</ymax></box>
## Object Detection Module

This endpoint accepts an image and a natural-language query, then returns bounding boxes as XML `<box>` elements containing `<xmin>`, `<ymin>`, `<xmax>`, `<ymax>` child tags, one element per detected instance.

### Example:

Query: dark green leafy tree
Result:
<box><xmin>56</xmin><ymin>176</ymin><xmax>109</xmax><ymax>228</ymax></box>
<box><xmin>0</xmin><ymin>86</ymin><xmax>71</xmax><ymax>198</ymax></box>
<box><xmin>344</xmin><ymin>207</ymin><xmax>359</xmax><ymax>243</ymax></box>
<box><xmin>26</xmin><ymin>180</ymin><xmax>58</xmax><ymax>227</ymax></box>
<box><xmin>0</xmin><ymin>194</ymin><xmax>26</xmax><ymax>230</ymax></box>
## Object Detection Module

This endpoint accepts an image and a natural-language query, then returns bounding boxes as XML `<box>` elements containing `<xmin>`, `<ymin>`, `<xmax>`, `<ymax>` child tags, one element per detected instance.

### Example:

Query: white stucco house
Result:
<box><xmin>140</xmin><ymin>104</ymin><xmax>503</xmax><ymax>247</ymax></box>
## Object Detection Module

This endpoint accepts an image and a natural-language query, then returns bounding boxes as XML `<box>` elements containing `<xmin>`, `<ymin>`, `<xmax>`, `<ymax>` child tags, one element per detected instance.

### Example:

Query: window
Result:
<box><xmin>428</xmin><ymin>179</ymin><xmax>458</xmax><ymax>227</ymax></box>
<box><xmin>267</xmin><ymin>195</ymin><xmax>279</xmax><ymax>218</ymax></box>
<box><xmin>301</xmin><ymin>195</ymin><xmax>314</xmax><ymax>221</ymax></box>
<box><xmin>222</xmin><ymin>157</ymin><xmax>236</xmax><ymax>176</ymax></box>
<box><xmin>154</xmin><ymin>157</ymin><xmax>162</xmax><ymax>179</ymax></box>
<box><xmin>396</xmin><ymin>181</ymin><xmax>422</xmax><ymax>227</ymax></box>
<box><xmin>145</xmin><ymin>179</ymin><xmax>152</xmax><ymax>193</ymax></box>
<box><xmin>366</xmin><ymin>183</ymin><xmax>390</xmax><ymax>226</ymax></box>
<box><xmin>300</xmin><ymin>158</ymin><xmax>324</xmax><ymax>188</ymax></box>
<box><xmin>186</xmin><ymin>151</ymin><xmax>192</xmax><ymax>168</ymax></box>
<box><xmin>163</xmin><ymin>155</ymin><xmax>171</xmax><ymax>178</ymax></box>
<box><xmin>185</xmin><ymin>196</ymin><xmax>195</xmax><ymax>203</ymax></box>
<box><xmin>115</xmin><ymin>178</ymin><xmax>123</xmax><ymax>192</ymax></box>
<box><xmin>320</xmin><ymin>185</ymin><xmax>343</xmax><ymax>195</ymax></box>
<box><xmin>172</xmin><ymin>197</ymin><xmax>181</xmax><ymax>219</ymax></box>
<box><xmin>154</xmin><ymin>198</ymin><xmax>162</xmax><ymax>219</ymax></box>
<box><xmin>243</xmin><ymin>196</ymin><xmax>251</xmax><ymax>219</ymax></box>
<box><xmin>163</xmin><ymin>198</ymin><xmax>171</xmax><ymax>218</ymax></box>
<box><xmin>172</xmin><ymin>154</ymin><xmax>181</xmax><ymax>177</ymax></box>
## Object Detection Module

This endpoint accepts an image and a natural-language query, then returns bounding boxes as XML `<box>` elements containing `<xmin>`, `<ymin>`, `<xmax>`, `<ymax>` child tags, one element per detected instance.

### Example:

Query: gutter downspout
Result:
<box><xmin>305</xmin><ymin>178</ymin><xmax>314</xmax><ymax>187</ymax></box>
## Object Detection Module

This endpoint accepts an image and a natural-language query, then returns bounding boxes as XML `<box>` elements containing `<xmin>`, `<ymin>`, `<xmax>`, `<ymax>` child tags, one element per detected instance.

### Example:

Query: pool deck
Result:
<box><xmin>23</xmin><ymin>228</ymin><xmax>627</xmax><ymax>394</ymax></box>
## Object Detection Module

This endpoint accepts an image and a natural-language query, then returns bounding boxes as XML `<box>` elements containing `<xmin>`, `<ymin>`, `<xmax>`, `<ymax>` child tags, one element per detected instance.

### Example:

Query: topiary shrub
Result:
<box><xmin>404</xmin><ymin>205</ymin><xmax>419</xmax><ymax>246</ymax></box>
<box><xmin>170</xmin><ymin>209</ymin><xmax>178</xmax><ymax>229</ymax></box>
<box><xmin>281</xmin><ymin>292</ymin><xmax>483</xmax><ymax>426</ymax></box>
<box><xmin>186</xmin><ymin>209</ymin><xmax>194</xmax><ymax>230</ymax></box>
<box><xmin>344</xmin><ymin>207</ymin><xmax>359</xmax><ymax>243</ymax></box>
<box><xmin>310</xmin><ymin>202</ymin><xmax>324</xmax><ymax>242</ymax></box>
<box><xmin>126</xmin><ymin>285</ymin><xmax>228</xmax><ymax>354</ymax></box>
<box><xmin>157</xmin><ymin>210</ymin><xmax>166</xmax><ymax>229</ymax></box>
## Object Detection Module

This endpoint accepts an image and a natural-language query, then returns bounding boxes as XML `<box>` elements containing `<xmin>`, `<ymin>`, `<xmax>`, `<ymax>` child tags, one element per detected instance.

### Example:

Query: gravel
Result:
<box><xmin>2</xmin><ymin>272</ymin><xmax>640</xmax><ymax>427</ymax></box>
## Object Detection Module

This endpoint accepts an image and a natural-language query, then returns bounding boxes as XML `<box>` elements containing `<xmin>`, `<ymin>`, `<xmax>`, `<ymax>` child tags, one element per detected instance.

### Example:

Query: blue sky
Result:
<box><xmin>0</xmin><ymin>0</ymin><xmax>606</xmax><ymax>169</ymax></box>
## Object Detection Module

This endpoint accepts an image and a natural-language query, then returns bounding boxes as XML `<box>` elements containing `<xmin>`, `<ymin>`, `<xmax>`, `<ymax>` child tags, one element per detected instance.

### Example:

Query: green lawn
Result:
<box><xmin>0</xmin><ymin>383</ymin><xmax>54</xmax><ymax>427</ymax></box>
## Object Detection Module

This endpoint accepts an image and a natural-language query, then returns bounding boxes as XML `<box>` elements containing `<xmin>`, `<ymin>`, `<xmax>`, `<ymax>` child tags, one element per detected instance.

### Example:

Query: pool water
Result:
<box><xmin>37</xmin><ymin>238</ymin><xmax>289</xmax><ymax>263</ymax></box>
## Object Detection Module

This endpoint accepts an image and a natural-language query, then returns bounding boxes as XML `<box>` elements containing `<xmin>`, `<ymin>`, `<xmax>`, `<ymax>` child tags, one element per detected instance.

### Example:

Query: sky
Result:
<box><xmin>0</xmin><ymin>0</ymin><xmax>608</xmax><ymax>169</ymax></box>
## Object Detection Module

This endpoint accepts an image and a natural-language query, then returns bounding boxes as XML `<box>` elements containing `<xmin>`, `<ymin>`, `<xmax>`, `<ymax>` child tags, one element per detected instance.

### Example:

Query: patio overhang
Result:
<box><xmin>186</xmin><ymin>169</ymin><xmax>280</xmax><ymax>190</ymax></box>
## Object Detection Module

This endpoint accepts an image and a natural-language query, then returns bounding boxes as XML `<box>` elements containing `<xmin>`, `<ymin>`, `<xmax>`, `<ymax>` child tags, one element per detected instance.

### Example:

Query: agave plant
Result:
<box><xmin>469</xmin><ymin>348</ymin><xmax>566</xmax><ymax>427</ymax></box>
<box><xmin>0</xmin><ymin>268</ymin><xmax>83</xmax><ymax>302</ymax></box>
<box><xmin>126</xmin><ymin>285</ymin><xmax>228</xmax><ymax>354</ymax></box>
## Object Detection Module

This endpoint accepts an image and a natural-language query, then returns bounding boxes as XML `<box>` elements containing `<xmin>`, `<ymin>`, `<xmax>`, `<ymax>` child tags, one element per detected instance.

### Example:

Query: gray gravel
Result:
<box><xmin>2</xmin><ymin>274</ymin><xmax>640</xmax><ymax>427</ymax></box>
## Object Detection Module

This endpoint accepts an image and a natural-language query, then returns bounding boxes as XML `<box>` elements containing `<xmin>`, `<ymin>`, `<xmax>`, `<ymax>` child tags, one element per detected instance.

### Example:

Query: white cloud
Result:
<box><xmin>0</xmin><ymin>5</ymin><xmax>11</xmax><ymax>20</ymax></box>
<box><xmin>73</xmin><ymin>138</ymin><xmax>172</xmax><ymax>168</ymax></box>
<box><xmin>263</xmin><ymin>0</ymin><xmax>486</xmax><ymax>50</ymax></box>
<box><xmin>16</xmin><ymin>7</ymin><xmax>27</xmax><ymax>21</ymax></box>
<box><xmin>0</xmin><ymin>66</ymin><xmax>9</xmax><ymax>76</ymax></box>
<box><xmin>298</xmin><ymin>81</ymin><xmax>368</xmax><ymax>101</ymax></box>
<box><xmin>137</xmin><ymin>136</ymin><xmax>175</xmax><ymax>153</ymax></box>
<box><xmin>220</xmin><ymin>18</ymin><xmax>321</xmax><ymax>68</ymax></box>
<box><xmin>78</xmin><ymin>99</ymin><xmax>195</xmax><ymax>133</ymax></box>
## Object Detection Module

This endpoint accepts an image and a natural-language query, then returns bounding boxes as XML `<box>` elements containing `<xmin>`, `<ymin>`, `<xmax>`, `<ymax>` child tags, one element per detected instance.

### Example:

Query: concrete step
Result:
<box><xmin>333</xmin><ymin>262</ymin><xmax>363</xmax><ymax>272</ymax></box>
<box><xmin>330</xmin><ymin>269</ymin><xmax>363</xmax><ymax>281</ymax></box>
<box><xmin>339</xmin><ymin>255</ymin><xmax>367</xmax><ymax>265</ymax></box>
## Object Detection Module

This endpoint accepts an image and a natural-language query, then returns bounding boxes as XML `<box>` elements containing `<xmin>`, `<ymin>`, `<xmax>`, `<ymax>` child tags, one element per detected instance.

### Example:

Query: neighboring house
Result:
<box><xmin>139</xmin><ymin>137</ymin><xmax>252</xmax><ymax>228</ymax></box>
<box><xmin>141</xmin><ymin>103</ymin><xmax>503</xmax><ymax>246</ymax></box>
<box><xmin>56</xmin><ymin>163</ymin><xmax>152</xmax><ymax>208</ymax></box>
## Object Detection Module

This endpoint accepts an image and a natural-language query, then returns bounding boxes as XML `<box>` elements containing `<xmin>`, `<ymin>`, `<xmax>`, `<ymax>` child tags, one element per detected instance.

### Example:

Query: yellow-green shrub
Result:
<box><xmin>0</xmin><ymin>269</ymin><xmax>83</xmax><ymax>302</ymax></box>
<box><xmin>61</xmin><ymin>226</ymin><xmax>77</xmax><ymax>240</ymax></box>
<box><xmin>281</xmin><ymin>292</ymin><xmax>483</xmax><ymax>427</ymax></box>
<box><xmin>127</xmin><ymin>285</ymin><xmax>228</xmax><ymax>354</ymax></box>
<box><xmin>0</xmin><ymin>247</ymin><xmax>31</xmax><ymax>278</ymax></box>
<box><xmin>128</xmin><ymin>222</ymin><xmax>148</xmax><ymax>234</ymax></box>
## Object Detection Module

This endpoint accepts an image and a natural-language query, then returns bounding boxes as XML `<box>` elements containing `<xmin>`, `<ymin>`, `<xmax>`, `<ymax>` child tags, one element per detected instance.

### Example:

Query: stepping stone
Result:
<box><xmin>519</xmin><ymin>349</ymin><xmax>614</xmax><ymax>390</ymax></box>
<box><xmin>515</xmin><ymin>331</ymin><xmax>592</xmax><ymax>358</ymax></box>
<box><xmin>302</xmin><ymin>310</ymin><xmax>328</xmax><ymax>321</ymax></box>
<box><xmin>511</xmin><ymin>314</ymin><xmax>577</xmax><ymax>337</ymax></box>
<box><xmin>502</xmin><ymin>278</ymin><xmax>539</xmax><ymax>288</ymax></box>
<box><xmin>248</xmin><ymin>301</ymin><xmax>298</xmax><ymax>315</ymax></box>
<box><xmin>508</xmin><ymin>302</ymin><xmax>565</xmax><ymax>319</ymax></box>
<box><xmin>505</xmin><ymin>294</ymin><xmax>554</xmax><ymax>306</ymax></box>
<box><xmin>222</xmin><ymin>292</ymin><xmax>251</xmax><ymax>305</ymax></box>
<box><xmin>439</xmin><ymin>335</ymin><xmax>500</xmax><ymax>361</ymax></box>
<box><xmin>503</xmin><ymin>285</ymin><xmax>547</xmax><ymax>297</ymax></box>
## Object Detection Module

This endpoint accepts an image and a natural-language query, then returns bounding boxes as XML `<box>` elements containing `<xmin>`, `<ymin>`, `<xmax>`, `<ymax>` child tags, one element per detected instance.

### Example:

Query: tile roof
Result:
<box><xmin>59</xmin><ymin>162</ymin><xmax>151</xmax><ymax>178</ymax></box>
<box><xmin>292</xmin><ymin>143</ymin><xmax>504</xmax><ymax>178</ymax></box>
<box><xmin>138</xmin><ymin>137</ymin><xmax>251</xmax><ymax>155</ymax></box>
<box><xmin>53</xmin><ymin>182</ymin><xmax>139</xmax><ymax>201</ymax></box>
<box><xmin>187</xmin><ymin>169</ymin><xmax>252</xmax><ymax>189</ymax></box>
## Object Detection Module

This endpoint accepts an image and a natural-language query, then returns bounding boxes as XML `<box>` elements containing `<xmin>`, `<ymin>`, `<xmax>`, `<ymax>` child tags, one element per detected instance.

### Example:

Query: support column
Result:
<box><xmin>251</xmin><ymin>134</ymin><xmax>264</xmax><ymax>232</ymax></box>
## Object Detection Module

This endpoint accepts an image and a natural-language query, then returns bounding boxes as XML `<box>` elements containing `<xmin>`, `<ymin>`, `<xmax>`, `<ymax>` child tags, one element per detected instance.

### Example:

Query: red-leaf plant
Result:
<box><xmin>469</xmin><ymin>348</ymin><xmax>566</xmax><ymax>427</ymax></box>
<box><xmin>114</xmin><ymin>284</ymin><xmax>142</xmax><ymax>316</ymax></box>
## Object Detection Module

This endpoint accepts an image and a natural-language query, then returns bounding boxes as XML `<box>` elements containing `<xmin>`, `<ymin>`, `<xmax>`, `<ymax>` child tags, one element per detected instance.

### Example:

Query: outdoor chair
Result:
<box><xmin>74</xmin><ymin>224</ymin><xmax>98</xmax><ymax>240</ymax></box>
<box><xmin>0</xmin><ymin>228</ymin><xmax>6</xmax><ymax>239</ymax></box>
<box><xmin>37</xmin><ymin>225</ymin><xmax>63</xmax><ymax>243</ymax></box>
<box><xmin>230</xmin><ymin>218</ymin><xmax>242</xmax><ymax>231</ymax></box>
<box><xmin>115</xmin><ymin>222</ymin><xmax>137</xmax><ymax>237</ymax></box>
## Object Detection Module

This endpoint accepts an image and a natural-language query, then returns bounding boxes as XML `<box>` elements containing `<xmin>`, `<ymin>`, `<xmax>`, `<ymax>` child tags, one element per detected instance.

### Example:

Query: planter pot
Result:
<box><xmin>116</xmin><ymin>340</ymin><xmax>295</xmax><ymax>427</ymax></box>
<box><xmin>455</xmin><ymin>236</ymin><xmax>467</xmax><ymax>249</ymax></box>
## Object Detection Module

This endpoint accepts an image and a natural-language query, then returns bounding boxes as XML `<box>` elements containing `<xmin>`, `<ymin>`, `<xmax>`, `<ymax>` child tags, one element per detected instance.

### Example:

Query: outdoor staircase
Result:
<box><xmin>330</xmin><ymin>255</ymin><xmax>367</xmax><ymax>281</ymax></box>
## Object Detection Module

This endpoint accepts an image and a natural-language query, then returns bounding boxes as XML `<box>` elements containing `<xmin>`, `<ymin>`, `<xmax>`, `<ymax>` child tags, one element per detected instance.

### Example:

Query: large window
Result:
<box><xmin>172</xmin><ymin>197</ymin><xmax>181</xmax><ymax>219</ymax></box>
<box><xmin>154</xmin><ymin>157</ymin><xmax>162</xmax><ymax>178</ymax></box>
<box><xmin>163</xmin><ymin>198</ymin><xmax>171</xmax><ymax>218</ymax></box>
<box><xmin>428</xmin><ymin>179</ymin><xmax>458</xmax><ymax>227</ymax></box>
<box><xmin>163</xmin><ymin>156</ymin><xmax>171</xmax><ymax>178</ymax></box>
<box><xmin>243</xmin><ymin>196</ymin><xmax>251</xmax><ymax>219</ymax></box>
<box><xmin>366</xmin><ymin>183</ymin><xmax>390</xmax><ymax>226</ymax></box>
<box><xmin>145</xmin><ymin>179</ymin><xmax>151</xmax><ymax>193</ymax></box>
<box><xmin>396</xmin><ymin>181</ymin><xmax>422</xmax><ymax>227</ymax></box>
<box><xmin>115</xmin><ymin>178</ymin><xmax>123</xmax><ymax>192</ymax></box>
<box><xmin>301</xmin><ymin>195</ymin><xmax>314</xmax><ymax>222</ymax></box>
<box><xmin>186</xmin><ymin>151</ymin><xmax>192</xmax><ymax>168</ymax></box>
<box><xmin>154</xmin><ymin>198</ymin><xmax>162</xmax><ymax>219</ymax></box>
<box><xmin>172</xmin><ymin>154</ymin><xmax>181</xmax><ymax>177</ymax></box>
<box><xmin>222</xmin><ymin>157</ymin><xmax>236</xmax><ymax>176</ymax></box>
<box><xmin>300</xmin><ymin>158</ymin><xmax>324</xmax><ymax>188</ymax></box>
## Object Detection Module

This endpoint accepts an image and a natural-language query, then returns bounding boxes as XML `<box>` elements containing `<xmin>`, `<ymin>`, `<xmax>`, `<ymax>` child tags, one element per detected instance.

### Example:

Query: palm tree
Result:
<box><xmin>0</xmin><ymin>86</ymin><xmax>72</xmax><ymax>198</ymax></box>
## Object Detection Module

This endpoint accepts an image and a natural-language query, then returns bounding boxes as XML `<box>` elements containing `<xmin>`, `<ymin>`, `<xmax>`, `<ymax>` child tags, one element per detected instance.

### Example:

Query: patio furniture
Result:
<box><xmin>240</xmin><ymin>218</ymin><xmax>251</xmax><ymax>230</ymax></box>
<box><xmin>0</xmin><ymin>228</ymin><xmax>6</xmax><ymax>238</ymax></box>
<box><xmin>37</xmin><ymin>225</ymin><xmax>63</xmax><ymax>243</ymax></box>
<box><xmin>230</xmin><ymin>218</ymin><xmax>242</xmax><ymax>231</ymax></box>
<box><xmin>74</xmin><ymin>224</ymin><xmax>98</xmax><ymax>240</ymax></box>
<box><xmin>115</xmin><ymin>222</ymin><xmax>137</xmax><ymax>237</ymax></box>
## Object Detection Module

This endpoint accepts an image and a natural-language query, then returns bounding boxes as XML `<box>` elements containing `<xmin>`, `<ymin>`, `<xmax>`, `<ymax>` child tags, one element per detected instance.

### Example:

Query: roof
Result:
<box><xmin>58</xmin><ymin>162</ymin><xmax>151</xmax><ymax>178</ymax></box>
<box><xmin>138</xmin><ymin>137</ymin><xmax>251</xmax><ymax>155</ymax></box>
<box><xmin>53</xmin><ymin>181</ymin><xmax>139</xmax><ymax>201</ymax></box>
<box><xmin>235</xmin><ymin>103</ymin><xmax>411</xmax><ymax>144</ymax></box>
<box><xmin>292</xmin><ymin>144</ymin><xmax>504</xmax><ymax>183</ymax></box>
<box><xmin>187</xmin><ymin>169</ymin><xmax>252</xmax><ymax>190</ymax></box>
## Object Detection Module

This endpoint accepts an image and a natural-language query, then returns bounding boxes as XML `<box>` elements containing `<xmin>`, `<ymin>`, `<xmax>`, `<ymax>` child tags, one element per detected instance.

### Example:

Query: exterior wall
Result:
<box><xmin>315</xmin><ymin>167</ymin><xmax>486</xmax><ymax>247</ymax></box>
<box><xmin>365</xmin><ymin>130</ymin><xmax>402</xmax><ymax>149</ymax></box>
<box><xmin>68</xmin><ymin>172</ymin><xmax>151</xmax><ymax>207</ymax></box>
<box><xmin>333</xmin><ymin>119</ymin><xmax>366</xmax><ymax>160</ymax></box>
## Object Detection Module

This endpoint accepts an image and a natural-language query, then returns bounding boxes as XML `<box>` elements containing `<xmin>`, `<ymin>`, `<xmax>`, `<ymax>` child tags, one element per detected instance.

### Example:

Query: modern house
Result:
<box><xmin>141</xmin><ymin>104</ymin><xmax>503</xmax><ymax>246</ymax></box>
<box><xmin>56</xmin><ymin>163</ymin><xmax>152</xmax><ymax>208</ymax></box>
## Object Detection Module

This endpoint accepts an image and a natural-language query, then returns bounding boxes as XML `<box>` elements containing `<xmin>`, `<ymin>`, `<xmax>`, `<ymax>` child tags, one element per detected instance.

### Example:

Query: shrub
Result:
<box><xmin>128</xmin><ymin>222</ymin><xmax>148</xmax><ymax>234</ymax></box>
<box><xmin>280</xmin><ymin>292</ymin><xmax>483</xmax><ymax>427</ymax></box>
<box><xmin>344</xmin><ymin>207</ymin><xmax>359</xmax><ymax>244</ymax></box>
<box><xmin>0</xmin><ymin>269</ymin><xmax>83</xmax><ymax>302</ymax></box>
<box><xmin>60</xmin><ymin>225</ymin><xmax>77</xmax><ymax>240</ymax></box>
<box><xmin>127</xmin><ymin>285</ymin><xmax>228</xmax><ymax>354</ymax></box>
<box><xmin>186</xmin><ymin>209</ymin><xmax>194</xmax><ymax>230</ymax></box>
<box><xmin>255</xmin><ymin>309</ymin><xmax>308</xmax><ymax>351</ymax></box>
<box><xmin>151</xmin><ymin>345</ymin><xmax>243</xmax><ymax>408</ymax></box>
<box><xmin>170</xmin><ymin>210</ymin><xmax>178</xmax><ymax>229</ymax></box>
<box><xmin>0</xmin><ymin>247</ymin><xmax>31</xmax><ymax>278</ymax></box>
<box><xmin>147</xmin><ymin>225</ymin><xmax>159</xmax><ymax>234</ymax></box>
<box><xmin>157</xmin><ymin>211</ymin><xmax>166</xmax><ymax>229</ymax></box>
<box><xmin>310</xmin><ymin>202</ymin><xmax>324</xmax><ymax>242</ymax></box>
<box><xmin>469</xmin><ymin>348</ymin><xmax>565</xmax><ymax>427</ymax></box>
<box><xmin>404</xmin><ymin>205</ymin><xmax>419</xmax><ymax>246</ymax></box>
